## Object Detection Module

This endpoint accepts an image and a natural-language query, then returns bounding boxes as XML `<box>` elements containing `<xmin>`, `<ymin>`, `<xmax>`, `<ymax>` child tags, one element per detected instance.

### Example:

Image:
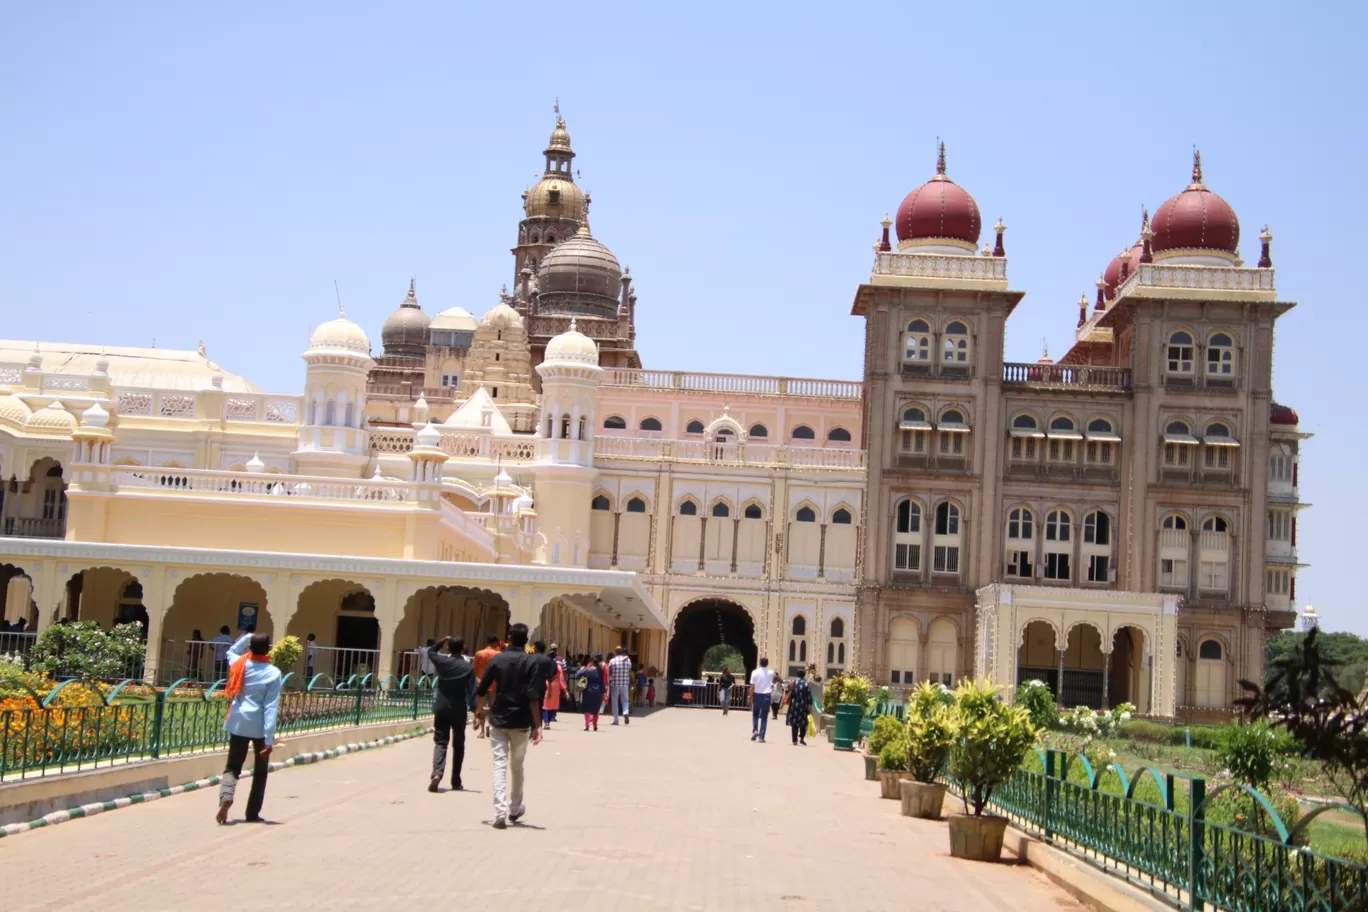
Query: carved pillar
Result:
<box><xmin>1102</xmin><ymin>649</ymin><xmax>1111</xmax><ymax>710</ymax></box>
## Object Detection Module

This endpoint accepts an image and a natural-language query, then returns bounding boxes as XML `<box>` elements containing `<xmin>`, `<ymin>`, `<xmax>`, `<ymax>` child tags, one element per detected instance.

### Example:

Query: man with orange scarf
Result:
<box><xmin>215</xmin><ymin>632</ymin><xmax>283</xmax><ymax>825</ymax></box>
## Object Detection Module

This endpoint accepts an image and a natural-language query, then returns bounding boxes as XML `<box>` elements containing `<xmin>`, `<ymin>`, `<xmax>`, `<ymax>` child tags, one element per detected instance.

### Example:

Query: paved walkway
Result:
<box><xmin>4</xmin><ymin>709</ymin><xmax>1081</xmax><ymax>911</ymax></box>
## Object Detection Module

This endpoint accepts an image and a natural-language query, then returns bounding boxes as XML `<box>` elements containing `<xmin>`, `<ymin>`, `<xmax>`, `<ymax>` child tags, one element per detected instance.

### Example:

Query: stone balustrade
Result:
<box><xmin>1001</xmin><ymin>363</ymin><xmax>1132</xmax><ymax>391</ymax></box>
<box><xmin>594</xmin><ymin>437</ymin><xmax>866</xmax><ymax>471</ymax></box>
<box><xmin>873</xmin><ymin>250</ymin><xmax>1008</xmax><ymax>283</ymax></box>
<box><xmin>1116</xmin><ymin>262</ymin><xmax>1276</xmax><ymax>298</ymax></box>
<box><xmin>112</xmin><ymin>466</ymin><xmax>415</xmax><ymax>503</ymax></box>
<box><xmin>600</xmin><ymin>368</ymin><xmax>861</xmax><ymax>400</ymax></box>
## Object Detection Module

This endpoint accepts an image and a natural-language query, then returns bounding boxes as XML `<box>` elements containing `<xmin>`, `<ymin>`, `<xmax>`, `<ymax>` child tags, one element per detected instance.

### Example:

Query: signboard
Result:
<box><xmin>237</xmin><ymin>602</ymin><xmax>260</xmax><ymax>632</ymax></box>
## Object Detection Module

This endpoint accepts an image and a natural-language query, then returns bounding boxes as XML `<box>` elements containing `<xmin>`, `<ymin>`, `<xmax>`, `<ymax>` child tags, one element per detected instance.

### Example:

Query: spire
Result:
<box><xmin>1077</xmin><ymin>294</ymin><xmax>1088</xmax><ymax>328</ymax></box>
<box><xmin>1118</xmin><ymin>247</ymin><xmax>1132</xmax><ymax>282</ymax></box>
<box><xmin>993</xmin><ymin>217</ymin><xmax>1006</xmax><ymax>257</ymax></box>
<box><xmin>1189</xmin><ymin>147</ymin><xmax>1205</xmax><ymax>188</ymax></box>
<box><xmin>404</xmin><ymin>277</ymin><xmax>418</xmax><ymax>306</ymax></box>
<box><xmin>932</xmin><ymin>138</ymin><xmax>948</xmax><ymax>181</ymax></box>
<box><xmin>568</xmin><ymin>317</ymin><xmax>578</xmax><ymax>333</ymax></box>
<box><xmin>1095</xmin><ymin>274</ymin><xmax>1106</xmax><ymax>313</ymax></box>
<box><xmin>879</xmin><ymin>215</ymin><xmax>892</xmax><ymax>252</ymax></box>
<box><xmin>1140</xmin><ymin>207</ymin><xmax>1154</xmax><ymax>264</ymax></box>
<box><xmin>1258</xmin><ymin>225</ymin><xmax>1273</xmax><ymax>268</ymax></box>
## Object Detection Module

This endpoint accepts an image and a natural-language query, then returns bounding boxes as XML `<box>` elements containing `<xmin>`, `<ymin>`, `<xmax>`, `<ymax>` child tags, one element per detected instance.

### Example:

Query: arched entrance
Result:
<box><xmin>161</xmin><ymin>573</ymin><xmax>271</xmax><ymax>683</ymax></box>
<box><xmin>289</xmin><ymin>579</ymin><xmax>381</xmax><ymax>683</ymax></box>
<box><xmin>394</xmin><ymin>585</ymin><xmax>510</xmax><ymax>680</ymax></box>
<box><xmin>666</xmin><ymin>599</ymin><xmax>756</xmax><ymax>705</ymax></box>
<box><xmin>0</xmin><ymin>563</ymin><xmax>36</xmax><ymax>655</ymax></box>
<box><xmin>1108</xmin><ymin>626</ymin><xmax>1149</xmax><ymax>712</ymax></box>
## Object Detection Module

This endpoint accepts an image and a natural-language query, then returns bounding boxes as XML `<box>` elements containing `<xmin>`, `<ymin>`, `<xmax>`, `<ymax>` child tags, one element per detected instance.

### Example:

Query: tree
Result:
<box><xmin>1240</xmin><ymin>628</ymin><xmax>1368</xmax><ymax>850</ymax></box>
<box><xmin>701</xmin><ymin>644</ymin><xmax>745</xmax><ymax>673</ymax></box>
<box><xmin>30</xmin><ymin>621</ymin><xmax>147</xmax><ymax>682</ymax></box>
<box><xmin>1267</xmin><ymin>630</ymin><xmax>1368</xmax><ymax>697</ymax></box>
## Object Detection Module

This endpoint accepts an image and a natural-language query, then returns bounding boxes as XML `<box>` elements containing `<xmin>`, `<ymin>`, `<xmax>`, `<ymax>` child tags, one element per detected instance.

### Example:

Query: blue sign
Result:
<box><xmin>237</xmin><ymin>602</ymin><xmax>259</xmax><ymax>632</ymax></box>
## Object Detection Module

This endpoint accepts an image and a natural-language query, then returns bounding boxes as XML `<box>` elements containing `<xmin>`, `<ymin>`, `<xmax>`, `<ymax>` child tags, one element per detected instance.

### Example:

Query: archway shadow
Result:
<box><xmin>666</xmin><ymin>599</ymin><xmax>756</xmax><ymax>705</ymax></box>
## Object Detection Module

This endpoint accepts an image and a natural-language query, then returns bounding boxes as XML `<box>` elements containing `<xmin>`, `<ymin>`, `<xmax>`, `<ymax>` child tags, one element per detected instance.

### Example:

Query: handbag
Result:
<box><xmin>575</xmin><ymin>674</ymin><xmax>589</xmax><ymax>693</ymax></box>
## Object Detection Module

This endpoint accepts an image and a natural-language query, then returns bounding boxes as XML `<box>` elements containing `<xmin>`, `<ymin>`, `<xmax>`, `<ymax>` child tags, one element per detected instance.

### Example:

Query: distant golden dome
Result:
<box><xmin>547</xmin><ymin>117</ymin><xmax>572</xmax><ymax>153</ymax></box>
<box><xmin>524</xmin><ymin>176</ymin><xmax>587</xmax><ymax>223</ymax></box>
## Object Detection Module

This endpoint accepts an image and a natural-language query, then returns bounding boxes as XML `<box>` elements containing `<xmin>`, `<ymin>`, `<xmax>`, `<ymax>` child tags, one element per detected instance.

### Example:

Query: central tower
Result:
<box><xmin>512</xmin><ymin>108</ymin><xmax>588</xmax><ymax>284</ymax></box>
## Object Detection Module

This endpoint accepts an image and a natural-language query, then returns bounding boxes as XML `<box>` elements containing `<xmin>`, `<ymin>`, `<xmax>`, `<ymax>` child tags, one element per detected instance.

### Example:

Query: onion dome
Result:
<box><xmin>430</xmin><ymin>306</ymin><xmax>478</xmax><ymax>333</ymax></box>
<box><xmin>494</xmin><ymin>467</ymin><xmax>514</xmax><ymax>488</ymax></box>
<box><xmin>481</xmin><ymin>301</ymin><xmax>524</xmax><ymax>329</ymax></box>
<box><xmin>547</xmin><ymin>116</ymin><xmax>572</xmax><ymax>153</ymax></box>
<box><xmin>26</xmin><ymin>400</ymin><xmax>76</xmax><ymax>433</ymax></box>
<box><xmin>524</xmin><ymin>176</ymin><xmax>587</xmax><ymax>223</ymax></box>
<box><xmin>1151</xmin><ymin>150</ymin><xmax>1240</xmax><ymax>257</ymax></box>
<box><xmin>543</xmin><ymin>318</ymin><xmax>599</xmax><ymax>365</ymax></box>
<box><xmin>415</xmin><ymin>421</ymin><xmax>441</xmax><ymax>448</ymax></box>
<box><xmin>0</xmin><ymin>394</ymin><xmax>33</xmax><ymax>425</ymax></box>
<box><xmin>309</xmin><ymin>315</ymin><xmax>371</xmax><ymax>356</ymax></box>
<box><xmin>80</xmin><ymin>401</ymin><xmax>110</xmax><ymax>429</ymax></box>
<box><xmin>535</xmin><ymin>226</ymin><xmax>623</xmax><ymax>318</ymax></box>
<box><xmin>1270</xmin><ymin>402</ymin><xmax>1300</xmax><ymax>426</ymax></box>
<box><xmin>1103</xmin><ymin>242</ymin><xmax>1145</xmax><ymax>299</ymax></box>
<box><xmin>246</xmin><ymin>453</ymin><xmax>266</xmax><ymax>473</ymax></box>
<box><xmin>895</xmin><ymin>142</ymin><xmax>982</xmax><ymax>249</ymax></box>
<box><xmin>381</xmin><ymin>280</ymin><xmax>430</xmax><ymax>359</ymax></box>
<box><xmin>512</xmin><ymin>490</ymin><xmax>534</xmax><ymax>513</ymax></box>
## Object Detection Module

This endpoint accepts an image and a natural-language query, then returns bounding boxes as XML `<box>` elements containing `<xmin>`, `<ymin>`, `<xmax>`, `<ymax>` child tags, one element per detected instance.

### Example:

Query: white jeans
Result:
<box><xmin>490</xmin><ymin>727</ymin><xmax>530</xmax><ymax>822</ymax></box>
<box><xmin>610</xmin><ymin>684</ymin><xmax>631</xmax><ymax>722</ymax></box>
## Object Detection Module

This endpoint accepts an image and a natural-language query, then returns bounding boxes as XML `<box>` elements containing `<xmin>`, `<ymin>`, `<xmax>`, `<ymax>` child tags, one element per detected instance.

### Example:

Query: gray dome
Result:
<box><xmin>535</xmin><ymin>227</ymin><xmax>622</xmax><ymax>318</ymax></box>
<box><xmin>381</xmin><ymin>281</ymin><xmax>430</xmax><ymax>359</ymax></box>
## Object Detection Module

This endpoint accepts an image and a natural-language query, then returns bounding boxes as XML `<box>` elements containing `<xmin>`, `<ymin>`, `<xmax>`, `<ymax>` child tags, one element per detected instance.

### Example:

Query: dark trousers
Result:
<box><xmin>431</xmin><ymin>710</ymin><xmax>467</xmax><ymax>787</ymax></box>
<box><xmin>791</xmin><ymin>719</ymin><xmax>806</xmax><ymax>743</ymax></box>
<box><xmin>219</xmin><ymin>735</ymin><xmax>269</xmax><ymax>820</ymax></box>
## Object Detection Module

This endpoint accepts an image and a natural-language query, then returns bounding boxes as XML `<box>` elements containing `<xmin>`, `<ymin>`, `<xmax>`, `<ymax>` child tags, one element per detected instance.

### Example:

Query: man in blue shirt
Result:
<box><xmin>215</xmin><ymin>632</ymin><xmax>282</xmax><ymax>825</ymax></box>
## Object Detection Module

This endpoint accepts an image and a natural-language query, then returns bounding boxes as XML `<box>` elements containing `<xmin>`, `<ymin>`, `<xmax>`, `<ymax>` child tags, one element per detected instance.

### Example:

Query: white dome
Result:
<box><xmin>246</xmin><ymin>453</ymin><xmax>266</xmax><ymax>473</ymax></box>
<box><xmin>81</xmin><ymin>401</ymin><xmax>110</xmax><ymax>428</ymax></box>
<box><xmin>0</xmin><ymin>394</ymin><xmax>32</xmax><ymax>426</ymax></box>
<box><xmin>481</xmin><ymin>303</ymin><xmax>524</xmax><ymax>329</ymax></box>
<box><xmin>415</xmin><ymin>421</ymin><xmax>441</xmax><ymax>448</ymax></box>
<box><xmin>494</xmin><ymin>468</ymin><xmax>514</xmax><ymax>487</ymax></box>
<box><xmin>26</xmin><ymin>401</ymin><xmax>77</xmax><ymax>433</ymax></box>
<box><xmin>431</xmin><ymin>307</ymin><xmax>479</xmax><ymax>332</ymax></box>
<box><xmin>512</xmin><ymin>491</ymin><xmax>534</xmax><ymax>512</ymax></box>
<box><xmin>544</xmin><ymin>319</ymin><xmax>599</xmax><ymax>365</ymax></box>
<box><xmin>309</xmin><ymin>316</ymin><xmax>371</xmax><ymax>355</ymax></box>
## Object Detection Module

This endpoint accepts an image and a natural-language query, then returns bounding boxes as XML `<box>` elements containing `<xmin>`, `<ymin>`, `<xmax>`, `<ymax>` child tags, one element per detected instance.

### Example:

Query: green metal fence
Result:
<box><xmin>1</xmin><ymin>679</ymin><xmax>435</xmax><ymax>781</ymax></box>
<box><xmin>976</xmin><ymin>749</ymin><xmax>1368</xmax><ymax>911</ymax></box>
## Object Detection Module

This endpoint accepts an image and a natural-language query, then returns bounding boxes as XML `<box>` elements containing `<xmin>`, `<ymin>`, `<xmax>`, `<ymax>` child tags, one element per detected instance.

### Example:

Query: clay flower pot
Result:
<box><xmin>947</xmin><ymin>814</ymin><xmax>1009</xmax><ymax>861</ymax></box>
<box><xmin>877</xmin><ymin>768</ymin><xmax>912</xmax><ymax>799</ymax></box>
<box><xmin>862</xmin><ymin>753</ymin><xmax>878</xmax><ymax>781</ymax></box>
<box><xmin>899</xmin><ymin>780</ymin><xmax>947</xmax><ymax>819</ymax></box>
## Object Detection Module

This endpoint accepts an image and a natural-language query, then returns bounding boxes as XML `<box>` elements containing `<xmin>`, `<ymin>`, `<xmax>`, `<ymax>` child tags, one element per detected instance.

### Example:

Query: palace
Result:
<box><xmin>0</xmin><ymin>115</ymin><xmax>1306</xmax><ymax>720</ymax></box>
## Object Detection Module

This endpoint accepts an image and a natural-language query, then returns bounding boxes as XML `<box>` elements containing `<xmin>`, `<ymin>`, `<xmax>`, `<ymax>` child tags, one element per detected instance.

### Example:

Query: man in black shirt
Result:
<box><xmin>475</xmin><ymin>623</ymin><xmax>545</xmax><ymax>828</ymax></box>
<box><xmin>427</xmin><ymin>636</ymin><xmax>476</xmax><ymax>792</ymax></box>
<box><xmin>718</xmin><ymin>668</ymin><xmax>736</xmax><ymax>715</ymax></box>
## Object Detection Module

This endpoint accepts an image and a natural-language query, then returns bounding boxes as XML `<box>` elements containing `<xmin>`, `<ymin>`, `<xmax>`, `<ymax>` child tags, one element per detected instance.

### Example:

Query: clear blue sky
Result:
<box><xmin>2</xmin><ymin>3</ymin><xmax>1362</xmax><ymax>631</ymax></box>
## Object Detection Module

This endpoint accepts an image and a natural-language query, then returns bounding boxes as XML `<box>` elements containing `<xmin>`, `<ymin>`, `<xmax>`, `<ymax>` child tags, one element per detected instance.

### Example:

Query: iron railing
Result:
<box><xmin>967</xmin><ymin>749</ymin><xmax>1368</xmax><ymax>911</ymax></box>
<box><xmin>1</xmin><ymin>678</ymin><xmax>435</xmax><ymax>782</ymax></box>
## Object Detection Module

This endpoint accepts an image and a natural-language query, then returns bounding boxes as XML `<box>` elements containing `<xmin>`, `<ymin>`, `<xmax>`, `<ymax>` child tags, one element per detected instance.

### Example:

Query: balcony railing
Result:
<box><xmin>601</xmin><ymin>368</ymin><xmax>861</xmax><ymax>400</ymax></box>
<box><xmin>369</xmin><ymin>428</ymin><xmax>538</xmax><ymax>462</ymax></box>
<box><xmin>594</xmin><ymin>437</ymin><xmax>866</xmax><ymax>471</ymax></box>
<box><xmin>1002</xmin><ymin>363</ymin><xmax>1131</xmax><ymax>391</ymax></box>
<box><xmin>873</xmin><ymin>250</ymin><xmax>1008</xmax><ymax>284</ymax></box>
<box><xmin>2</xmin><ymin>517</ymin><xmax>65</xmax><ymax>538</ymax></box>
<box><xmin>1115</xmin><ymin>261</ymin><xmax>1275</xmax><ymax>298</ymax></box>
<box><xmin>112</xmin><ymin>466</ymin><xmax>415</xmax><ymax>504</ymax></box>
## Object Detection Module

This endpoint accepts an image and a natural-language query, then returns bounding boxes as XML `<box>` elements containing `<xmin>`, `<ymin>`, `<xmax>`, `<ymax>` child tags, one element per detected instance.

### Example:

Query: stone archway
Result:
<box><xmin>0</xmin><ymin>563</ymin><xmax>36</xmax><ymax>647</ymax></box>
<box><xmin>394</xmin><ymin>585</ymin><xmax>510</xmax><ymax>680</ymax></box>
<box><xmin>162</xmin><ymin>573</ymin><xmax>271</xmax><ymax>682</ymax></box>
<box><xmin>666</xmin><ymin>598</ymin><xmax>756</xmax><ymax>705</ymax></box>
<box><xmin>60</xmin><ymin>566</ymin><xmax>144</xmax><ymax>631</ymax></box>
<box><xmin>1109</xmin><ymin>626</ymin><xmax>1149</xmax><ymax>712</ymax></box>
<box><xmin>289</xmin><ymin>579</ymin><xmax>381</xmax><ymax>683</ymax></box>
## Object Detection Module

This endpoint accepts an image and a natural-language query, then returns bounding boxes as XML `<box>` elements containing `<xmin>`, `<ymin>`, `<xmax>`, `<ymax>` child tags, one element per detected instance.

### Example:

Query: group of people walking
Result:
<box><xmin>744</xmin><ymin>658</ymin><xmax>814</xmax><ymax>745</ymax></box>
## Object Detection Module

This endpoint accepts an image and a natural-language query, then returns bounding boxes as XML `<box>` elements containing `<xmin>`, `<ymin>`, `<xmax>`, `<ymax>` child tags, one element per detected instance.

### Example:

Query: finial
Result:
<box><xmin>554</xmin><ymin>97</ymin><xmax>559</xmax><ymax>116</ymax></box>
<box><xmin>408</xmin><ymin>277</ymin><xmax>416</xmax><ymax>299</ymax></box>
<box><xmin>1119</xmin><ymin>246</ymin><xmax>1132</xmax><ymax>281</ymax></box>
<box><xmin>197</xmin><ymin>340</ymin><xmax>206</xmax><ymax>358</ymax></box>
<box><xmin>568</xmin><ymin>317</ymin><xmax>578</xmax><ymax>333</ymax></box>
<box><xmin>1140</xmin><ymin>209</ymin><xmax>1154</xmax><ymax>264</ymax></box>
<box><xmin>334</xmin><ymin>279</ymin><xmax>345</xmax><ymax>317</ymax></box>
<box><xmin>1141</xmin><ymin>205</ymin><xmax>1150</xmax><ymax>233</ymax></box>
<box><xmin>1095</xmin><ymin>274</ymin><xmax>1107</xmax><ymax>312</ymax></box>
<box><xmin>936</xmin><ymin>138</ymin><xmax>946</xmax><ymax>177</ymax></box>
<box><xmin>1190</xmin><ymin>147</ymin><xmax>1204</xmax><ymax>186</ymax></box>
<box><xmin>879</xmin><ymin>214</ymin><xmax>892</xmax><ymax>252</ymax></box>
<box><xmin>1077</xmin><ymin>295</ymin><xmax>1088</xmax><ymax>328</ymax></box>
<box><xmin>1258</xmin><ymin>224</ymin><xmax>1273</xmax><ymax>268</ymax></box>
<box><xmin>992</xmin><ymin>217</ymin><xmax>1006</xmax><ymax>257</ymax></box>
<box><xmin>1042</xmin><ymin>340</ymin><xmax>1050</xmax><ymax>361</ymax></box>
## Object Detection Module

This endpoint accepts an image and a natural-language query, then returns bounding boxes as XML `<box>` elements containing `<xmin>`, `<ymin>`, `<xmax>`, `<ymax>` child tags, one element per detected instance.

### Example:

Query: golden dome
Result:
<box><xmin>524</xmin><ymin>176</ymin><xmax>587</xmax><ymax>222</ymax></box>
<box><xmin>547</xmin><ymin>117</ymin><xmax>572</xmax><ymax>153</ymax></box>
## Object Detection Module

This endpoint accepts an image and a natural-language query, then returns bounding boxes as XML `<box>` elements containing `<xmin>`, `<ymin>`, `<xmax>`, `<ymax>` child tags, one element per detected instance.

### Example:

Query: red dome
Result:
<box><xmin>1151</xmin><ymin>153</ymin><xmax>1240</xmax><ymax>255</ymax></box>
<box><xmin>1103</xmin><ymin>242</ymin><xmax>1146</xmax><ymax>299</ymax></box>
<box><xmin>1270</xmin><ymin>403</ymin><xmax>1300</xmax><ymax>426</ymax></box>
<box><xmin>895</xmin><ymin>144</ymin><xmax>981</xmax><ymax>246</ymax></box>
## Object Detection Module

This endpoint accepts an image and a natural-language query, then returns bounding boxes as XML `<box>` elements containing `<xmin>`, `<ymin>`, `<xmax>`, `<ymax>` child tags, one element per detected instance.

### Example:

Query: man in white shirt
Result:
<box><xmin>209</xmin><ymin>626</ymin><xmax>233</xmax><ymax>680</ymax></box>
<box><xmin>749</xmin><ymin>657</ymin><xmax>777</xmax><ymax>743</ymax></box>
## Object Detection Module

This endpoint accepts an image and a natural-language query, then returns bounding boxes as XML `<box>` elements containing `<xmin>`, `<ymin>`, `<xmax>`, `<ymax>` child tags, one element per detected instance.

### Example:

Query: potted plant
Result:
<box><xmin>945</xmin><ymin>678</ymin><xmax>1040</xmax><ymax>861</ymax></box>
<box><xmin>820</xmin><ymin>675</ymin><xmax>843</xmax><ymax>741</ymax></box>
<box><xmin>834</xmin><ymin>674</ymin><xmax>873</xmax><ymax>750</ymax></box>
<box><xmin>865</xmin><ymin>714</ymin><xmax>904</xmax><ymax>781</ymax></box>
<box><xmin>899</xmin><ymin>682</ymin><xmax>957</xmax><ymax>819</ymax></box>
<box><xmin>876</xmin><ymin>737</ymin><xmax>913</xmax><ymax>799</ymax></box>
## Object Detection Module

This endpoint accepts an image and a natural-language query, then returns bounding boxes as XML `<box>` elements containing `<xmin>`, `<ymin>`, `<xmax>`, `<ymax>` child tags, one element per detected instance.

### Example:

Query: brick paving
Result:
<box><xmin>3</xmin><ymin>709</ymin><xmax>1082</xmax><ymax>911</ymax></box>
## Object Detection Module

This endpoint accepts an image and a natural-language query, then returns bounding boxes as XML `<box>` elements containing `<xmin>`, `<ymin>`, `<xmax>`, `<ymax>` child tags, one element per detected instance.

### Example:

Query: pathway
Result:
<box><xmin>3</xmin><ymin>708</ymin><xmax>1082</xmax><ymax>911</ymax></box>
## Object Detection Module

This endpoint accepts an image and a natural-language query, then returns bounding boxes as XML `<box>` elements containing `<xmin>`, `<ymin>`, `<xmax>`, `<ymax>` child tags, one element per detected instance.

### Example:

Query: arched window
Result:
<box><xmin>1050</xmin><ymin>416</ymin><xmax>1076</xmax><ymax>432</ymax></box>
<box><xmin>344</xmin><ymin>402</ymin><xmax>355</xmax><ymax>427</ymax></box>
<box><xmin>942</xmin><ymin>320</ymin><xmax>970</xmax><ymax>363</ymax></box>
<box><xmin>1013</xmin><ymin>414</ymin><xmax>1039</xmax><ymax>430</ymax></box>
<box><xmin>711</xmin><ymin>502</ymin><xmax>731</xmax><ymax>518</ymax></box>
<box><xmin>795</xmin><ymin>506</ymin><xmax>817</xmax><ymax>523</ymax></box>
<box><xmin>1047</xmin><ymin>416</ymin><xmax>1079</xmax><ymax>463</ymax></box>
<box><xmin>1006</xmin><ymin>507</ymin><xmax>1034</xmax><ymax>578</ymax></box>
<box><xmin>1083</xmin><ymin>511</ymin><xmax>1111</xmax><ymax>545</ymax></box>
<box><xmin>894</xmin><ymin>499</ymin><xmax>922</xmax><ymax>571</ymax></box>
<box><xmin>1045</xmin><ymin>510</ymin><xmax>1071</xmax><ymax>541</ymax></box>
<box><xmin>1010</xmin><ymin>414</ymin><xmax>1041</xmax><ymax>461</ymax></box>
<box><xmin>1083</xmin><ymin>511</ymin><xmax>1112</xmax><ymax>582</ymax></box>
<box><xmin>1164</xmin><ymin>420</ymin><xmax>1196</xmax><ymax>468</ymax></box>
<box><xmin>904</xmin><ymin>318</ymin><xmax>932</xmax><ymax>362</ymax></box>
<box><xmin>832</xmin><ymin>508</ymin><xmax>852</xmax><ymax>524</ymax></box>
<box><xmin>591</xmin><ymin>494</ymin><xmax>611</xmax><ymax>511</ymax></box>
<box><xmin>560</xmin><ymin>413</ymin><xmax>572</xmax><ymax>439</ymax></box>
<box><xmin>792</xmin><ymin>425</ymin><xmax>815</xmax><ymax>440</ymax></box>
<box><xmin>679</xmin><ymin>499</ymin><xmax>698</xmax><ymax>516</ymax></box>
<box><xmin>715</xmin><ymin>426</ymin><xmax>735</xmax><ymax>439</ymax></box>
<box><xmin>933</xmin><ymin>502</ymin><xmax>961</xmax><ymax>573</ymax></box>
<box><xmin>1204</xmin><ymin>422</ymin><xmax>1235</xmax><ymax>470</ymax></box>
<box><xmin>640</xmin><ymin>417</ymin><xmax>663</xmax><ymax>431</ymax></box>
<box><xmin>122</xmin><ymin>580</ymin><xmax>144</xmax><ymax>600</ymax></box>
<box><xmin>1086</xmin><ymin>418</ymin><xmax>1117</xmax><ymax>465</ymax></box>
<box><xmin>749</xmin><ymin>423</ymin><xmax>768</xmax><ymax>438</ymax></box>
<box><xmin>743</xmin><ymin>503</ymin><xmax>763</xmax><ymax>519</ymax></box>
<box><xmin>1207</xmin><ymin>332</ymin><xmax>1236</xmax><ymax>377</ymax></box>
<box><xmin>1162</xmin><ymin>514</ymin><xmax>1188</xmax><ymax>530</ymax></box>
<box><xmin>626</xmin><ymin>497</ymin><xmax>647</xmax><ymax>513</ymax></box>
<box><xmin>603</xmin><ymin>415</ymin><xmax>627</xmax><ymax>430</ymax></box>
<box><xmin>1167</xmin><ymin>330</ymin><xmax>1194</xmax><ymax>374</ymax></box>
<box><xmin>685</xmin><ymin>419</ymin><xmax>704</xmax><ymax>434</ymax></box>
<box><xmin>1202</xmin><ymin>516</ymin><xmax>1228</xmax><ymax>533</ymax></box>
<box><xmin>830</xmin><ymin>617</ymin><xmax>844</xmax><ymax>638</ymax></box>
<box><xmin>938</xmin><ymin>409</ymin><xmax>967</xmax><ymax>456</ymax></box>
<box><xmin>900</xmin><ymin>406</ymin><xmax>929</xmax><ymax>454</ymax></box>
<box><xmin>827</xmin><ymin>427</ymin><xmax>852</xmax><ymax>442</ymax></box>
<box><xmin>1044</xmin><ymin>510</ymin><xmax>1072</xmax><ymax>580</ymax></box>
<box><xmin>324</xmin><ymin>400</ymin><xmax>336</xmax><ymax>426</ymax></box>
<box><xmin>791</xmin><ymin>616</ymin><xmax>806</xmax><ymax>636</ymax></box>
<box><xmin>1198</xmin><ymin>639</ymin><xmax>1223</xmax><ymax>660</ymax></box>
<box><xmin>902</xmin><ymin>406</ymin><xmax>928</xmax><ymax>424</ymax></box>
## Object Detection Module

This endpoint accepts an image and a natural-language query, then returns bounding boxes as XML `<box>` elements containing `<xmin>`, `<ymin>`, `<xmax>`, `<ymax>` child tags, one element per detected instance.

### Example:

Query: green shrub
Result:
<box><xmin>949</xmin><ymin>678</ymin><xmax>1041</xmax><ymax>816</ymax></box>
<box><xmin>270</xmin><ymin>635</ymin><xmax>304</xmax><ymax>677</ymax></box>
<box><xmin>29</xmin><ymin>622</ymin><xmax>146</xmax><ymax>681</ymax></box>
<box><xmin>906</xmin><ymin>702</ymin><xmax>956</xmax><ymax>783</ymax></box>
<box><xmin>818</xmin><ymin>676</ymin><xmax>843</xmax><ymax>713</ymax></box>
<box><xmin>1216</xmin><ymin>720</ymin><xmax>1293</xmax><ymax>789</ymax></box>
<box><xmin>878</xmin><ymin>737</ymin><xmax>909</xmax><ymax>772</ymax></box>
<box><xmin>1015</xmin><ymin>680</ymin><xmax>1058</xmax><ymax>730</ymax></box>
<box><xmin>867</xmin><ymin>713</ymin><xmax>904</xmax><ymax>756</ymax></box>
<box><xmin>840</xmin><ymin>675</ymin><xmax>874</xmax><ymax>714</ymax></box>
<box><xmin>1117</xmin><ymin>719</ymin><xmax>1177</xmax><ymax>744</ymax></box>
